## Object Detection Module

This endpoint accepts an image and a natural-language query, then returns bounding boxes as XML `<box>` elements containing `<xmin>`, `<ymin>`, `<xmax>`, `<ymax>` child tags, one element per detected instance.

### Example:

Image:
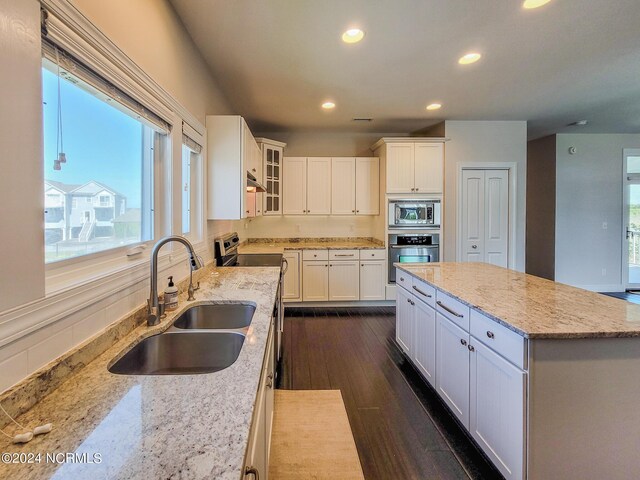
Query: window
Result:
<box><xmin>42</xmin><ymin>57</ymin><xmax>162</xmax><ymax>262</ymax></box>
<box><xmin>181</xmin><ymin>131</ymin><xmax>203</xmax><ymax>239</ymax></box>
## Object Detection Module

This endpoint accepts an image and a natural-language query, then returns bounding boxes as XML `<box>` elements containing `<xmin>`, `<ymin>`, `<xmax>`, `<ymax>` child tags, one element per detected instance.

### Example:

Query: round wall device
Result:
<box><xmin>568</xmin><ymin>147</ymin><xmax>577</xmax><ymax>155</ymax></box>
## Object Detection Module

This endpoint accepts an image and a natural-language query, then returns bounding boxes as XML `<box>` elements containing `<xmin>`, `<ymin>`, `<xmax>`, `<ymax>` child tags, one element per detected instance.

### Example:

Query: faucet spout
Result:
<box><xmin>148</xmin><ymin>235</ymin><xmax>203</xmax><ymax>326</ymax></box>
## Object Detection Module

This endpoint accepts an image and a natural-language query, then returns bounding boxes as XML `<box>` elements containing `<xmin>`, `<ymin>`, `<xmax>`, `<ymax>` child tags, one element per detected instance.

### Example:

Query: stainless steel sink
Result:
<box><xmin>108</xmin><ymin>331</ymin><xmax>245</xmax><ymax>375</ymax></box>
<box><xmin>172</xmin><ymin>303</ymin><xmax>256</xmax><ymax>330</ymax></box>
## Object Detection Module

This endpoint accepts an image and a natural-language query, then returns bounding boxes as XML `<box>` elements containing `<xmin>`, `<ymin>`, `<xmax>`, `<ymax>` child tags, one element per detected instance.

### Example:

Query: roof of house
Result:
<box><xmin>71</xmin><ymin>180</ymin><xmax>125</xmax><ymax>197</ymax></box>
<box><xmin>44</xmin><ymin>180</ymin><xmax>81</xmax><ymax>193</ymax></box>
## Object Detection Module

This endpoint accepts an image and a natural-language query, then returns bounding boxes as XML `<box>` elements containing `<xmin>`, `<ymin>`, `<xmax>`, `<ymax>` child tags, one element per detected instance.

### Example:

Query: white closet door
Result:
<box><xmin>461</xmin><ymin>169</ymin><xmax>509</xmax><ymax>267</ymax></box>
<box><xmin>484</xmin><ymin>170</ymin><xmax>509</xmax><ymax>267</ymax></box>
<box><xmin>461</xmin><ymin>170</ymin><xmax>486</xmax><ymax>262</ymax></box>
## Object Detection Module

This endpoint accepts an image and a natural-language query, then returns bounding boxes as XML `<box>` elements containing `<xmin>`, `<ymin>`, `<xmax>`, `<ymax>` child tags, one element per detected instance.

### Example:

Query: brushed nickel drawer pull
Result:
<box><xmin>436</xmin><ymin>300</ymin><xmax>464</xmax><ymax>318</ymax></box>
<box><xmin>486</xmin><ymin>331</ymin><xmax>495</xmax><ymax>339</ymax></box>
<box><xmin>412</xmin><ymin>285</ymin><xmax>432</xmax><ymax>298</ymax></box>
<box><xmin>335</xmin><ymin>254</ymin><xmax>355</xmax><ymax>257</ymax></box>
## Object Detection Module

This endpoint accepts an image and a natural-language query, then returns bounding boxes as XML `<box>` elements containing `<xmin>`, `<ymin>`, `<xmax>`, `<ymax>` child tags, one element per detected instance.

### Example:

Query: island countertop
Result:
<box><xmin>395</xmin><ymin>262</ymin><xmax>640</xmax><ymax>339</ymax></box>
<box><xmin>0</xmin><ymin>266</ymin><xmax>280</xmax><ymax>480</ymax></box>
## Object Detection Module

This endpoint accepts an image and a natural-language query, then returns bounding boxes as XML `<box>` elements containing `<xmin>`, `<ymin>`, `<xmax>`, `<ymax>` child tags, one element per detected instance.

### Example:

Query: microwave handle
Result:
<box><xmin>395</xmin><ymin>205</ymin><xmax>400</xmax><ymax>224</ymax></box>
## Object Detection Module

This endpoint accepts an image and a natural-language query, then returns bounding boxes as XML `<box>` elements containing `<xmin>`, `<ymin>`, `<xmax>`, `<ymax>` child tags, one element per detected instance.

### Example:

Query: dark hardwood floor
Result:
<box><xmin>278</xmin><ymin>307</ymin><xmax>504</xmax><ymax>480</ymax></box>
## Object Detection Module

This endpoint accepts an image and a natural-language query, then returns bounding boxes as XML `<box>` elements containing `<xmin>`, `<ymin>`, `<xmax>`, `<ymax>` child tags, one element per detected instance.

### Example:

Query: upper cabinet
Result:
<box><xmin>306</xmin><ymin>158</ymin><xmax>332</xmax><ymax>215</ymax></box>
<box><xmin>283</xmin><ymin>157</ymin><xmax>331</xmax><ymax>215</ymax></box>
<box><xmin>256</xmin><ymin>138</ymin><xmax>286</xmax><ymax>216</ymax></box>
<box><xmin>207</xmin><ymin>115</ymin><xmax>260</xmax><ymax>220</ymax></box>
<box><xmin>331</xmin><ymin>157</ymin><xmax>380</xmax><ymax>215</ymax></box>
<box><xmin>372</xmin><ymin>138</ymin><xmax>445</xmax><ymax>195</ymax></box>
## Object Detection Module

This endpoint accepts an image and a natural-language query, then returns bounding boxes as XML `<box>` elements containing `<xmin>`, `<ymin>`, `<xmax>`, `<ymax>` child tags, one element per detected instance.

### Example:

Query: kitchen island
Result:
<box><xmin>395</xmin><ymin>262</ymin><xmax>640</xmax><ymax>480</ymax></box>
<box><xmin>0</xmin><ymin>266</ymin><xmax>280</xmax><ymax>480</ymax></box>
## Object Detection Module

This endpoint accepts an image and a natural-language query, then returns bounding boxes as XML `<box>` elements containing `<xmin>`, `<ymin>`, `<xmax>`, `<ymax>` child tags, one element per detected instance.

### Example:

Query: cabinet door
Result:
<box><xmin>329</xmin><ymin>260</ymin><xmax>360</xmax><ymax>301</ymax></box>
<box><xmin>265</xmin><ymin>327</ymin><xmax>275</xmax><ymax>468</ymax></box>
<box><xmin>263</xmin><ymin>145</ymin><xmax>283</xmax><ymax>215</ymax></box>
<box><xmin>436</xmin><ymin>313</ymin><xmax>470</xmax><ymax>428</ymax></box>
<box><xmin>395</xmin><ymin>286</ymin><xmax>414</xmax><ymax>355</ymax></box>
<box><xmin>282</xmin><ymin>157</ymin><xmax>307</xmax><ymax>214</ymax></box>
<box><xmin>302</xmin><ymin>261</ymin><xmax>329</xmax><ymax>301</ymax></box>
<box><xmin>245</xmin><ymin>191</ymin><xmax>256</xmax><ymax>218</ymax></box>
<box><xmin>282</xmin><ymin>251</ymin><xmax>301</xmax><ymax>302</ymax></box>
<box><xmin>470</xmin><ymin>340</ymin><xmax>525</xmax><ymax>480</ymax></box>
<box><xmin>306</xmin><ymin>157</ymin><xmax>332</xmax><ymax>215</ymax></box>
<box><xmin>355</xmin><ymin>157</ymin><xmax>380</xmax><ymax>215</ymax></box>
<box><xmin>413</xmin><ymin>299</ymin><xmax>437</xmax><ymax>387</ymax></box>
<box><xmin>331</xmin><ymin>157</ymin><xmax>356</xmax><ymax>215</ymax></box>
<box><xmin>386</xmin><ymin>143</ymin><xmax>415</xmax><ymax>193</ymax></box>
<box><xmin>245</xmin><ymin>375</ymin><xmax>266</xmax><ymax>480</ymax></box>
<box><xmin>359</xmin><ymin>260</ymin><xmax>385</xmax><ymax>300</ymax></box>
<box><xmin>414</xmin><ymin>143</ymin><xmax>443</xmax><ymax>194</ymax></box>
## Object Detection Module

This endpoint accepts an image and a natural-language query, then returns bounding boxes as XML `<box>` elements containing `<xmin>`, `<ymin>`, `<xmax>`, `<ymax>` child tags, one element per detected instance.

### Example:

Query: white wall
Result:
<box><xmin>443</xmin><ymin>121</ymin><xmax>528</xmax><ymax>271</ymax></box>
<box><xmin>0</xmin><ymin>0</ymin><xmax>234</xmax><ymax>394</ymax></box>
<box><xmin>554</xmin><ymin>134</ymin><xmax>640</xmax><ymax>290</ymax></box>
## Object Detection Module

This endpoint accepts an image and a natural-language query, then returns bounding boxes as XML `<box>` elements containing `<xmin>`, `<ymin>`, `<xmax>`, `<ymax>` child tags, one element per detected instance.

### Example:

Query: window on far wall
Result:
<box><xmin>42</xmin><ymin>56</ymin><xmax>164</xmax><ymax>263</ymax></box>
<box><xmin>181</xmin><ymin>136</ymin><xmax>202</xmax><ymax>239</ymax></box>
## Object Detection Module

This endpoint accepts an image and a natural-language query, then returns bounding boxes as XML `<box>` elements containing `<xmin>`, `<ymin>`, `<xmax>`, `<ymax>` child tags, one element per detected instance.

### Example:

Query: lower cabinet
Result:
<box><xmin>282</xmin><ymin>251</ymin><xmax>301</xmax><ymax>302</ymax></box>
<box><xmin>302</xmin><ymin>260</ymin><xmax>329</xmax><ymax>301</ymax></box>
<box><xmin>329</xmin><ymin>260</ymin><xmax>359</xmax><ymax>300</ymax></box>
<box><xmin>359</xmin><ymin>260</ymin><xmax>386</xmax><ymax>300</ymax></box>
<box><xmin>470</xmin><ymin>340</ymin><xmax>525</xmax><ymax>480</ymax></box>
<box><xmin>396</xmin><ymin>273</ymin><xmax>526</xmax><ymax>480</ymax></box>
<box><xmin>436</xmin><ymin>313</ymin><xmax>470</xmax><ymax>428</ymax></box>
<box><xmin>244</xmin><ymin>323</ymin><xmax>275</xmax><ymax>479</ymax></box>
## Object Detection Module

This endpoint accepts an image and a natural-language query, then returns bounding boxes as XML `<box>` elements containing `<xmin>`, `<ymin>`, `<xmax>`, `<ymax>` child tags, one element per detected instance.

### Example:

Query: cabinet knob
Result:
<box><xmin>267</xmin><ymin>373</ymin><xmax>274</xmax><ymax>388</ymax></box>
<box><xmin>252</xmin><ymin>168</ymin><xmax>256</xmax><ymax>172</ymax></box>
<box><xmin>356</xmin><ymin>210</ymin><xmax>360</xmax><ymax>213</ymax></box>
<box><xmin>486</xmin><ymin>331</ymin><xmax>495</xmax><ymax>339</ymax></box>
<box><xmin>415</xmin><ymin>188</ymin><xmax>419</xmax><ymax>191</ymax></box>
<box><xmin>460</xmin><ymin>338</ymin><xmax>467</xmax><ymax>346</ymax></box>
<box><xmin>245</xmin><ymin>466</ymin><xmax>259</xmax><ymax>479</ymax></box>
<box><xmin>361</xmin><ymin>264</ymin><xmax>364</xmax><ymax>267</ymax></box>
<box><xmin>472</xmin><ymin>245</ymin><xmax>478</xmax><ymax>249</ymax></box>
<box><xmin>400</xmin><ymin>277</ymin><xmax>405</xmax><ymax>281</ymax></box>
<box><xmin>411</xmin><ymin>188</ymin><xmax>415</xmax><ymax>192</ymax></box>
<box><xmin>468</xmin><ymin>344</ymin><xmax>475</xmax><ymax>352</ymax></box>
<box><xmin>352</xmin><ymin>210</ymin><xmax>355</xmax><ymax>213</ymax></box>
<box><xmin>407</xmin><ymin>298</ymin><xmax>411</xmax><ymax>304</ymax></box>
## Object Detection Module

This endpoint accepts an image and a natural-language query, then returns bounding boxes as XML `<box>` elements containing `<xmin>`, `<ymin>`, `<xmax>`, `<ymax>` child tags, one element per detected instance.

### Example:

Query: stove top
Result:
<box><xmin>234</xmin><ymin>253</ymin><xmax>283</xmax><ymax>267</ymax></box>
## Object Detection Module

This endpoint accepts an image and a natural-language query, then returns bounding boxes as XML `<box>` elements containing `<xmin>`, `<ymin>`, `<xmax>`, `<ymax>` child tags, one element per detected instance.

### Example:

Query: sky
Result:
<box><xmin>42</xmin><ymin>67</ymin><xmax>144</xmax><ymax>208</ymax></box>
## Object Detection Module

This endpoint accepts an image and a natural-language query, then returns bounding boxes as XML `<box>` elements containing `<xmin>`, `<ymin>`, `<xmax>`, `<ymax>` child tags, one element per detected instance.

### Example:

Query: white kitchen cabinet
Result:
<box><xmin>355</xmin><ymin>157</ymin><xmax>380</xmax><ymax>215</ymax></box>
<box><xmin>436</xmin><ymin>313</ymin><xmax>470</xmax><ymax>428</ymax></box>
<box><xmin>395</xmin><ymin>286</ymin><xmax>414</xmax><ymax>355</ymax></box>
<box><xmin>359</xmin><ymin>259</ymin><xmax>385</xmax><ymax>300</ymax></box>
<box><xmin>414</xmin><ymin>143</ymin><xmax>444</xmax><ymax>194</ymax></box>
<box><xmin>413</xmin><ymin>297</ymin><xmax>437</xmax><ymax>387</ymax></box>
<box><xmin>207</xmin><ymin>115</ymin><xmax>257</xmax><ymax>220</ymax></box>
<box><xmin>256</xmin><ymin>138</ymin><xmax>286</xmax><ymax>216</ymax></box>
<box><xmin>283</xmin><ymin>157</ymin><xmax>330</xmax><ymax>215</ymax></box>
<box><xmin>470</xmin><ymin>339</ymin><xmax>525</xmax><ymax>480</ymax></box>
<box><xmin>331</xmin><ymin>157</ymin><xmax>356</xmax><ymax>215</ymax></box>
<box><xmin>371</xmin><ymin>138</ymin><xmax>444</xmax><ymax>194</ymax></box>
<box><xmin>282</xmin><ymin>157</ymin><xmax>307</xmax><ymax>215</ymax></box>
<box><xmin>244</xmin><ymin>323</ymin><xmax>274</xmax><ymax>480</ymax></box>
<box><xmin>302</xmin><ymin>260</ymin><xmax>329</xmax><ymax>301</ymax></box>
<box><xmin>282</xmin><ymin>251</ymin><xmax>301</xmax><ymax>302</ymax></box>
<box><xmin>306</xmin><ymin>157</ymin><xmax>332</xmax><ymax>215</ymax></box>
<box><xmin>329</xmin><ymin>259</ymin><xmax>359</xmax><ymax>301</ymax></box>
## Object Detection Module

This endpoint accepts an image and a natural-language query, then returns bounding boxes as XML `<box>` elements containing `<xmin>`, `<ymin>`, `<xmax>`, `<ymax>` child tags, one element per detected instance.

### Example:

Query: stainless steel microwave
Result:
<box><xmin>388</xmin><ymin>199</ymin><xmax>441</xmax><ymax>228</ymax></box>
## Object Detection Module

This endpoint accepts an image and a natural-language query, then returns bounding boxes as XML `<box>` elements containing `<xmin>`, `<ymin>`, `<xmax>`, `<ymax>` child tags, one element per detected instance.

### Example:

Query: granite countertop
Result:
<box><xmin>238</xmin><ymin>237</ymin><xmax>384</xmax><ymax>254</ymax></box>
<box><xmin>395</xmin><ymin>262</ymin><xmax>640</xmax><ymax>339</ymax></box>
<box><xmin>0</xmin><ymin>266</ymin><xmax>280</xmax><ymax>480</ymax></box>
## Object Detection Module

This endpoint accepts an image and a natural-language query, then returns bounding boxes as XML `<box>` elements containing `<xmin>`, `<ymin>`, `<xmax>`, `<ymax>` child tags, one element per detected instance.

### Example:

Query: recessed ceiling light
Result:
<box><xmin>458</xmin><ymin>52</ymin><xmax>482</xmax><ymax>65</ymax></box>
<box><xmin>426</xmin><ymin>103</ymin><xmax>442</xmax><ymax>111</ymax></box>
<box><xmin>523</xmin><ymin>0</ymin><xmax>552</xmax><ymax>9</ymax></box>
<box><xmin>342</xmin><ymin>28</ymin><xmax>365</xmax><ymax>44</ymax></box>
<box><xmin>322</xmin><ymin>101</ymin><xmax>336</xmax><ymax>110</ymax></box>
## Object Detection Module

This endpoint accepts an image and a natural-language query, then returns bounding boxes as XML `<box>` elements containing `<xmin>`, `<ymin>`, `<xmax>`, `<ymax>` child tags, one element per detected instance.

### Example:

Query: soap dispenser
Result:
<box><xmin>164</xmin><ymin>276</ymin><xmax>179</xmax><ymax>311</ymax></box>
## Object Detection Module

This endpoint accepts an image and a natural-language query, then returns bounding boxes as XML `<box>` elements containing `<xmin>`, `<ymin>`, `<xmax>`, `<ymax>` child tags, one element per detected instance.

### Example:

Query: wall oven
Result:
<box><xmin>388</xmin><ymin>199</ymin><xmax>441</xmax><ymax>229</ymax></box>
<box><xmin>388</xmin><ymin>233</ymin><xmax>440</xmax><ymax>283</ymax></box>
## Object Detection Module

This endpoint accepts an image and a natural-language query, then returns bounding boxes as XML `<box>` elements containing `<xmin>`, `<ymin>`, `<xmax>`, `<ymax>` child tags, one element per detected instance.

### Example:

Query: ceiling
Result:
<box><xmin>170</xmin><ymin>0</ymin><xmax>640</xmax><ymax>139</ymax></box>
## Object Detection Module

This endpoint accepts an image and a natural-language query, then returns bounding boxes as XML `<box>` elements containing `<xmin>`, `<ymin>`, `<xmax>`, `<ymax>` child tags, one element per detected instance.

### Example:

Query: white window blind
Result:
<box><xmin>182</xmin><ymin>121</ymin><xmax>203</xmax><ymax>153</ymax></box>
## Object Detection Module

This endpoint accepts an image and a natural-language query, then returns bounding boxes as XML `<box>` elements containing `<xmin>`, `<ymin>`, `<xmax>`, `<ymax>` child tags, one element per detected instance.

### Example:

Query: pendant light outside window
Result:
<box><xmin>53</xmin><ymin>47</ymin><xmax>67</xmax><ymax>171</ymax></box>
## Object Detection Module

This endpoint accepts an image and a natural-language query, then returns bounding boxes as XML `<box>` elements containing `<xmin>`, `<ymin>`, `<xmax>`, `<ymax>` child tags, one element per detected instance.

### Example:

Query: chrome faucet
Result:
<box><xmin>147</xmin><ymin>235</ymin><xmax>204</xmax><ymax>326</ymax></box>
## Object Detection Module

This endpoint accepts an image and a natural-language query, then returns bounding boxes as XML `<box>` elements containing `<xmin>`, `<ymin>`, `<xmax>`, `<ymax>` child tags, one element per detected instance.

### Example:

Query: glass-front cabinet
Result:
<box><xmin>256</xmin><ymin>138</ymin><xmax>286</xmax><ymax>215</ymax></box>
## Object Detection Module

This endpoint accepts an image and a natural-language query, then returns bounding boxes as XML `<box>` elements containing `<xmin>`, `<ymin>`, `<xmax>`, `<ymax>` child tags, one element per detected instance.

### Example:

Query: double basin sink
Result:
<box><xmin>109</xmin><ymin>303</ymin><xmax>255</xmax><ymax>376</ymax></box>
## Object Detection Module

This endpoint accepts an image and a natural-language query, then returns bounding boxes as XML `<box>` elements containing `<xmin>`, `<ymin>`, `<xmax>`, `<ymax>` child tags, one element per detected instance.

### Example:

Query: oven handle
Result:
<box><xmin>389</xmin><ymin>245</ymin><xmax>438</xmax><ymax>249</ymax></box>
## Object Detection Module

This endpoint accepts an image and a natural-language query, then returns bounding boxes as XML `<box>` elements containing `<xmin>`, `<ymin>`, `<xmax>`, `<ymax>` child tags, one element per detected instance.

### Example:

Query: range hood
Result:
<box><xmin>247</xmin><ymin>171</ymin><xmax>266</xmax><ymax>192</ymax></box>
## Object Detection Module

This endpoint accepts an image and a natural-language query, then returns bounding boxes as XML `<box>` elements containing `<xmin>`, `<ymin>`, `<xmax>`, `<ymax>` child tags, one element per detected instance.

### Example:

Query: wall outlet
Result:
<box><xmin>295</xmin><ymin>224</ymin><xmax>301</xmax><ymax>233</ymax></box>
<box><xmin>602</xmin><ymin>222</ymin><xmax>608</xmax><ymax>230</ymax></box>
<box><xmin>602</xmin><ymin>268</ymin><xmax>607</xmax><ymax>276</ymax></box>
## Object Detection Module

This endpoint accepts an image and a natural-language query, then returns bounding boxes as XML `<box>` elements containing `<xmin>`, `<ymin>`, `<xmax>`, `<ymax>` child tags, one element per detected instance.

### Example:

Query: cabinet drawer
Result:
<box><xmin>360</xmin><ymin>249</ymin><xmax>385</xmax><ymax>260</ymax></box>
<box><xmin>410</xmin><ymin>279</ymin><xmax>436</xmax><ymax>308</ymax></box>
<box><xmin>470</xmin><ymin>310</ymin><xmax>526</xmax><ymax>370</ymax></box>
<box><xmin>303</xmin><ymin>249</ymin><xmax>328</xmax><ymax>261</ymax></box>
<box><xmin>436</xmin><ymin>291</ymin><xmax>470</xmax><ymax>331</ymax></box>
<box><xmin>396</xmin><ymin>269</ymin><xmax>413</xmax><ymax>291</ymax></box>
<box><xmin>329</xmin><ymin>249</ymin><xmax>359</xmax><ymax>260</ymax></box>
